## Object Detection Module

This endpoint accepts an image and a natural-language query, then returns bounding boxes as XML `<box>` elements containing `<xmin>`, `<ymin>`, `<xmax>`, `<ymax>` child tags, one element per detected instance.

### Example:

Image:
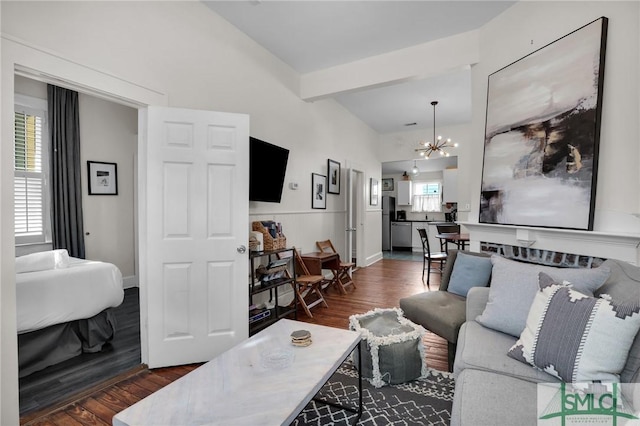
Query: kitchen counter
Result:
<box><xmin>392</xmin><ymin>220</ymin><xmax>456</xmax><ymax>224</ymax></box>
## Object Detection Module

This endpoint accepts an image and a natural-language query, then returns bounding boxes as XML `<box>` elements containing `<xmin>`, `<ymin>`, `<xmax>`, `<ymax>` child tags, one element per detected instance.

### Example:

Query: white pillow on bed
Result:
<box><xmin>16</xmin><ymin>249</ymin><xmax>70</xmax><ymax>273</ymax></box>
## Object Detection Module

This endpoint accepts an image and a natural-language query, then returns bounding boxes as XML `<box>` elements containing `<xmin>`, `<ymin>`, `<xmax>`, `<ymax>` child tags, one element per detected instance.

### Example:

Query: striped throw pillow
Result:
<box><xmin>508</xmin><ymin>272</ymin><xmax>640</xmax><ymax>383</ymax></box>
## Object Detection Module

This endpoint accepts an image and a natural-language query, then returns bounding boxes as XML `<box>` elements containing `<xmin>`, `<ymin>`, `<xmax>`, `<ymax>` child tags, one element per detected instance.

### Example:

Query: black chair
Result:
<box><xmin>417</xmin><ymin>228</ymin><xmax>448</xmax><ymax>289</ymax></box>
<box><xmin>436</xmin><ymin>223</ymin><xmax>461</xmax><ymax>253</ymax></box>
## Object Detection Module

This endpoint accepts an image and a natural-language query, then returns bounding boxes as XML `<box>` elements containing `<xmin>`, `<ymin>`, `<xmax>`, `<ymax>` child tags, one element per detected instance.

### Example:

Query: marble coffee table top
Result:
<box><xmin>113</xmin><ymin>319</ymin><xmax>361</xmax><ymax>425</ymax></box>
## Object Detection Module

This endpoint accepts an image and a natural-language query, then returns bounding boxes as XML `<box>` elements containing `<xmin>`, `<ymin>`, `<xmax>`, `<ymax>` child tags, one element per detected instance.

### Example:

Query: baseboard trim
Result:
<box><xmin>365</xmin><ymin>252</ymin><xmax>383</xmax><ymax>266</ymax></box>
<box><xmin>123</xmin><ymin>275</ymin><xmax>138</xmax><ymax>289</ymax></box>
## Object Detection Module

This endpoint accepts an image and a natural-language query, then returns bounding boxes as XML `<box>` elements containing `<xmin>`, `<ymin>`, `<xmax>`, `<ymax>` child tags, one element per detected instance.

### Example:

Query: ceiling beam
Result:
<box><xmin>299</xmin><ymin>29</ymin><xmax>480</xmax><ymax>102</ymax></box>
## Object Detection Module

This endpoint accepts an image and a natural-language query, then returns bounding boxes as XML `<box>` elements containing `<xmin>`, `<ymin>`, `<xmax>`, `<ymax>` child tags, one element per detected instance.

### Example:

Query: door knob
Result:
<box><xmin>237</xmin><ymin>245</ymin><xmax>247</xmax><ymax>254</ymax></box>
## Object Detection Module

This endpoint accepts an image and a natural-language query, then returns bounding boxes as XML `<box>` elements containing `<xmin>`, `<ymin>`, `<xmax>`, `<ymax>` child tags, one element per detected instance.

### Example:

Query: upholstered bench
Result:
<box><xmin>399</xmin><ymin>250</ymin><xmax>492</xmax><ymax>371</ymax></box>
<box><xmin>349</xmin><ymin>308</ymin><xmax>427</xmax><ymax>387</ymax></box>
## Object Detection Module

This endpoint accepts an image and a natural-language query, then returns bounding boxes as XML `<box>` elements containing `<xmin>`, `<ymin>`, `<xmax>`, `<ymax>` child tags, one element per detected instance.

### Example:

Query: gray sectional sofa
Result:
<box><xmin>450</xmin><ymin>257</ymin><xmax>640</xmax><ymax>425</ymax></box>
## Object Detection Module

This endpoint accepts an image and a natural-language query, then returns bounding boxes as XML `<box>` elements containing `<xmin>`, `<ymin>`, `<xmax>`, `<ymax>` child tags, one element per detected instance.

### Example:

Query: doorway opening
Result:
<box><xmin>14</xmin><ymin>75</ymin><xmax>143</xmax><ymax>418</ymax></box>
<box><xmin>347</xmin><ymin>165</ymin><xmax>364</xmax><ymax>268</ymax></box>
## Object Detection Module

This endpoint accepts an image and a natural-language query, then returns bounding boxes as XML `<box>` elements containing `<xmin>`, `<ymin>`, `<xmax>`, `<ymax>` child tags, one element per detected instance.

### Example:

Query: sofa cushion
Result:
<box><xmin>508</xmin><ymin>272</ymin><xmax>640</xmax><ymax>383</ymax></box>
<box><xmin>447</xmin><ymin>252</ymin><xmax>492</xmax><ymax>297</ymax></box>
<box><xmin>439</xmin><ymin>250</ymin><xmax>491</xmax><ymax>292</ymax></box>
<box><xmin>450</xmin><ymin>369</ymin><xmax>538</xmax><ymax>426</ymax></box>
<box><xmin>597</xmin><ymin>259</ymin><xmax>640</xmax><ymax>385</ymax></box>
<box><xmin>399</xmin><ymin>291</ymin><xmax>465</xmax><ymax>343</ymax></box>
<box><xmin>454</xmin><ymin>321</ymin><xmax>558</xmax><ymax>384</ymax></box>
<box><xmin>476</xmin><ymin>255</ymin><xmax>610</xmax><ymax>337</ymax></box>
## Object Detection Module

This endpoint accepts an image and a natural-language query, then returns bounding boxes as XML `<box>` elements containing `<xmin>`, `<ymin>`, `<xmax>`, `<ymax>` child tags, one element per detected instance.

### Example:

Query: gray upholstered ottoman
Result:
<box><xmin>349</xmin><ymin>307</ymin><xmax>427</xmax><ymax>387</ymax></box>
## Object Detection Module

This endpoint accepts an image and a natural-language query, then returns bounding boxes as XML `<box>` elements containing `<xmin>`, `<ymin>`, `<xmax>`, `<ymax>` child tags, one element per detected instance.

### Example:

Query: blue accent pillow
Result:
<box><xmin>447</xmin><ymin>252</ymin><xmax>492</xmax><ymax>297</ymax></box>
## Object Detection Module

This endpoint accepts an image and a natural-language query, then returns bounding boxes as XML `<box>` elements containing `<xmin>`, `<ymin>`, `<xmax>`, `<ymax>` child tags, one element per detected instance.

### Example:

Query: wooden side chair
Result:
<box><xmin>278</xmin><ymin>248</ymin><xmax>328</xmax><ymax>318</ymax></box>
<box><xmin>417</xmin><ymin>228</ymin><xmax>448</xmax><ymax>289</ymax></box>
<box><xmin>436</xmin><ymin>223</ymin><xmax>461</xmax><ymax>253</ymax></box>
<box><xmin>315</xmin><ymin>239</ymin><xmax>356</xmax><ymax>293</ymax></box>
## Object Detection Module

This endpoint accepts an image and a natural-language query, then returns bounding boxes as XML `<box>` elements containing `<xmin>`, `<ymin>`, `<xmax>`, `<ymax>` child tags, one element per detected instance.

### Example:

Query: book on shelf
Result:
<box><xmin>249</xmin><ymin>307</ymin><xmax>271</xmax><ymax>324</ymax></box>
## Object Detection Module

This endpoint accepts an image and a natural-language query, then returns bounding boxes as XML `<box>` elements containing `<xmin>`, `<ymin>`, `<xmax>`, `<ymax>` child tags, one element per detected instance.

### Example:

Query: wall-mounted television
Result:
<box><xmin>249</xmin><ymin>137</ymin><xmax>289</xmax><ymax>203</ymax></box>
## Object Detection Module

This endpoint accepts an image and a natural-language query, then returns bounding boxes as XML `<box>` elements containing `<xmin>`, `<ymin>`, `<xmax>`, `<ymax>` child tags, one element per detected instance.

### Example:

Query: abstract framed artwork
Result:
<box><xmin>311</xmin><ymin>173</ymin><xmax>327</xmax><ymax>209</ymax></box>
<box><xmin>480</xmin><ymin>17</ymin><xmax>608</xmax><ymax>231</ymax></box>
<box><xmin>327</xmin><ymin>159</ymin><xmax>340</xmax><ymax>194</ymax></box>
<box><xmin>87</xmin><ymin>161</ymin><xmax>118</xmax><ymax>195</ymax></box>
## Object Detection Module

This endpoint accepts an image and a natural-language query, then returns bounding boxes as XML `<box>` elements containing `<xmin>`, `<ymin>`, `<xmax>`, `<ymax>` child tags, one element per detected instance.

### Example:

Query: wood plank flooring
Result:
<box><xmin>20</xmin><ymin>288</ymin><xmax>141</xmax><ymax>419</ymax></box>
<box><xmin>22</xmin><ymin>258</ymin><xmax>447</xmax><ymax>425</ymax></box>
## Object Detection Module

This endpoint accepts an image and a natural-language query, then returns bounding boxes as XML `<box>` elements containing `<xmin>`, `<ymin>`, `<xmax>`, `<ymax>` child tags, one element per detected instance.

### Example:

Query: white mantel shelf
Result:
<box><xmin>459</xmin><ymin>222</ymin><xmax>640</xmax><ymax>265</ymax></box>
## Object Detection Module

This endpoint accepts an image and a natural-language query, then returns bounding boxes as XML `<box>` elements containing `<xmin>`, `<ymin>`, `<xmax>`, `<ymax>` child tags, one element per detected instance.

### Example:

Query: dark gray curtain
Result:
<box><xmin>48</xmin><ymin>85</ymin><xmax>85</xmax><ymax>259</ymax></box>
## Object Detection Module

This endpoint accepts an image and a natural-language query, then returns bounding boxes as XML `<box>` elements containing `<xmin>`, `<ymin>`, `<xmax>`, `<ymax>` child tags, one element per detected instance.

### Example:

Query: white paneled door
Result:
<box><xmin>140</xmin><ymin>106</ymin><xmax>249</xmax><ymax>368</ymax></box>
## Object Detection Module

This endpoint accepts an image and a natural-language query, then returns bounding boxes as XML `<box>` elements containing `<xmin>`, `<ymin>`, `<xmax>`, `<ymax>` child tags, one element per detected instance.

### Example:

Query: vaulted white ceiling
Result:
<box><xmin>203</xmin><ymin>1</ymin><xmax>515</xmax><ymax>173</ymax></box>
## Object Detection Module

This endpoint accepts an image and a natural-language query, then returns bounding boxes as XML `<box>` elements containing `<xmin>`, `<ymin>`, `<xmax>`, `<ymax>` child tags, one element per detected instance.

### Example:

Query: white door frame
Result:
<box><xmin>345</xmin><ymin>161</ymin><xmax>365</xmax><ymax>268</ymax></box>
<box><xmin>1</xmin><ymin>35</ymin><xmax>167</xmax><ymax>424</ymax></box>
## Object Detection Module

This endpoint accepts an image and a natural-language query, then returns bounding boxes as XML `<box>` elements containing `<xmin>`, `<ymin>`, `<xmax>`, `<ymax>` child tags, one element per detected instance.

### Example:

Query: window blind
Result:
<box><xmin>14</xmin><ymin>111</ymin><xmax>46</xmax><ymax>241</ymax></box>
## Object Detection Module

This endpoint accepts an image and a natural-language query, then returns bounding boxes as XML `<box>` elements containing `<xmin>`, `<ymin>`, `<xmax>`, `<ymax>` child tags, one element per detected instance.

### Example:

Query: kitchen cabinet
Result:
<box><xmin>411</xmin><ymin>222</ymin><xmax>423</xmax><ymax>251</ymax></box>
<box><xmin>397</xmin><ymin>180</ymin><xmax>412</xmax><ymax>205</ymax></box>
<box><xmin>443</xmin><ymin>169</ymin><xmax>458</xmax><ymax>203</ymax></box>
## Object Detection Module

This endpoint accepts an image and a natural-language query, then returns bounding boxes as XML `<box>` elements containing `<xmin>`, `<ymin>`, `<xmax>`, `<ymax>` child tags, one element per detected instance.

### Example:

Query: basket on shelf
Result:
<box><xmin>252</xmin><ymin>221</ymin><xmax>287</xmax><ymax>251</ymax></box>
<box><xmin>249</xmin><ymin>235</ymin><xmax>261</xmax><ymax>251</ymax></box>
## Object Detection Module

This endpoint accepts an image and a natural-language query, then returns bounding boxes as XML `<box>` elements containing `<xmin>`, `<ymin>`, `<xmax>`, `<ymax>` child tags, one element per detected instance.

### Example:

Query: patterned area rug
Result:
<box><xmin>293</xmin><ymin>361</ymin><xmax>454</xmax><ymax>425</ymax></box>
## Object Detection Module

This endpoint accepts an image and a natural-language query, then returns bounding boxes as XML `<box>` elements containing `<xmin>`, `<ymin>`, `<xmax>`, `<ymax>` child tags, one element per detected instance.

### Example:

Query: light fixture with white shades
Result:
<box><xmin>411</xmin><ymin>160</ymin><xmax>419</xmax><ymax>175</ymax></box>
<box><xmin>415</xmin><ymin>101</ymin><xmax>458</xmax><ymax>158</ymax></box>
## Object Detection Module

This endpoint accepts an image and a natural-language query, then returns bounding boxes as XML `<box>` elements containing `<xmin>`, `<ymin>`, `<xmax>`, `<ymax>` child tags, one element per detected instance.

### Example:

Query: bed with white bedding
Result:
<box><xmin>15</xmin><ymin>250</ymin><xmax>124</xmax><ymax>377</ymax></box>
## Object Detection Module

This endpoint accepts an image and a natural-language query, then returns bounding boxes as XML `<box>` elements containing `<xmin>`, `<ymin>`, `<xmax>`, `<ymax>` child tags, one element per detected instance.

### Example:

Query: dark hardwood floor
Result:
<box><xmin>21</xmin><ymin>258</ymin><xmax>447</xmax><ymax>425</ymax></box>
<box><xmin>20</xmin><ymin>288</ymin><xmax>141</xmax><ymax>420</ymax></box>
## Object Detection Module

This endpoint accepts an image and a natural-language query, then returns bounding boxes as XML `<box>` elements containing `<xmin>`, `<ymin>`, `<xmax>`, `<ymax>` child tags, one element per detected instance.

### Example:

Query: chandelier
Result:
<box><xmin>415</xmin><ymin>101</ymin><xmax>458</xmax><ymax>158</ymax></box>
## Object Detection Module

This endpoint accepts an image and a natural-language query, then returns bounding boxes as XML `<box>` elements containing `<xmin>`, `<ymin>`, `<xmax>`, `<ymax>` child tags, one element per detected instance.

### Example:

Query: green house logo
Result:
<box><xmin>539</xmin><ymin>382</ymin><xmax>640</xmax><ymax>425</ymax></box>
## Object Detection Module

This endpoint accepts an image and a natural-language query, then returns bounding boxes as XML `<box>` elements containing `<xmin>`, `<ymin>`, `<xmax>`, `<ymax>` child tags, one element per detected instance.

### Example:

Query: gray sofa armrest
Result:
<box><xmin>466</xmin><ymin>287</ymin><xmax>490</xmax><ymax>321</ymax></box>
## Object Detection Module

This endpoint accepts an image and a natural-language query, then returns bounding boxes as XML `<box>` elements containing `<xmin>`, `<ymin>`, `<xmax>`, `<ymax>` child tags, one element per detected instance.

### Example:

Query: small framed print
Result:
<box><xmin>370</xmin><ymin>178</ymin><xmax>379</xmax><ymax>206</ymax></box>
<box><xmin>312</xmin><ymin>173</ymin><xmax>327</xmax><ymax>209</ymax></box>
<box><xmin>327</xmin><ymin>159</ymin><xmax>340</xmax><ymax>194</ymax></box>
<box><xmin>87</xmin><ymin>161</ymin><xmax>118</xmax><ymax>195</ymax></box>
<box><xmin>382</xmin><ymin>178</ymin><xmax>394</xmax><ymax>191</ymax></box>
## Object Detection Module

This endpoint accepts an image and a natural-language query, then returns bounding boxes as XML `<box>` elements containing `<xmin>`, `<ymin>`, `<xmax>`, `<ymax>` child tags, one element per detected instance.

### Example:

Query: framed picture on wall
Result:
<box><xmin>479</xmin><ymin>17</ymin><xmax>607</xmax><ymax>230</ymax></box>
<box><xmin>311</xmin><ymin>173</ymin><xmax>327</xmax><ymax>209</ymax></box>
<box><xmin>87</xmin><ymin>161</ymin><xmax>118</xmax><ymax>195</ymax></box>
<box><xmin>382</xmin><ymin>178</ymin><xmax>394</xmax><ymax>191</ymax></box>
<box><xmin>370</xmin><ymin>178</ymin><xmax>379</xmax><ymax>205</ymax></box>
<box><xmin>327</xmin><ymin>159</ymin><xmax>340</xmax><ymax>194</ymax></box>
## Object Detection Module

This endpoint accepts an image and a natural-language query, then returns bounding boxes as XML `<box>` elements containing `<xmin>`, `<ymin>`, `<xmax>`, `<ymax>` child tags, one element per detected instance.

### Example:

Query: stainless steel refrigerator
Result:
<box><xmin>382</xmin><ymin>196</ymin><xmax>395</xmax><ymax>250</ymax></box>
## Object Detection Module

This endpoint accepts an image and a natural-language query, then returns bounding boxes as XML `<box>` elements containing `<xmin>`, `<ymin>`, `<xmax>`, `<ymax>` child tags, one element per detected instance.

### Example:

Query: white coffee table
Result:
<box><xmin>113</xmin><ymin>319</ymin><xmax>362</xmax><ymax>425</ymax></box>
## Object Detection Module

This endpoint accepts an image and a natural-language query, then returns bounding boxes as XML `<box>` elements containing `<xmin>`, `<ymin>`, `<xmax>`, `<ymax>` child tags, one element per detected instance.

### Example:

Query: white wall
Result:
<box><xmin>0</xmin><ymin>3</ymin><xmax>382</xmax><ymax>422</ymax></box>
<box><xmin>378</xmin><ymin>2</ymin><xmax>640</xmax><ymax>235</ymax></box>
<box><xmin>79</xmin><ymin>93</ymin><xmax>137</xmax><ymax>282</ymax></box>
<box><xmin>469</xmin><ymin>1</ymin><xmax>640</xmax><ymax>234</ymax></box>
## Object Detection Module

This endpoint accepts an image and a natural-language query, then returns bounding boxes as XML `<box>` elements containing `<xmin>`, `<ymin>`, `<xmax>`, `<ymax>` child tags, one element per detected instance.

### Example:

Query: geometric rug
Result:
<box><xmin>292</xmin><ymin>360</ymin><xmax>455</xmax><ymax>425</ymax></box>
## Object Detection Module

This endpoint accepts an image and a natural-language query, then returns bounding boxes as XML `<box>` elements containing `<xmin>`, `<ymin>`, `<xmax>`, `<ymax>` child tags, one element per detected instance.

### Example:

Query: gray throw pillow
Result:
<box><xmin>476</xmin><ymin>255</ymin><xmax>610</xmax><ymax>337</ymax></box>
<box><xmin>447</xmin><ymin>252</ymin><xmax>492</xmax><ymax>297</ymax></box>
<box><xmin>508</xmin><ymin>272</ymin><xmax>640</xmax><ymax>382</ymax></box>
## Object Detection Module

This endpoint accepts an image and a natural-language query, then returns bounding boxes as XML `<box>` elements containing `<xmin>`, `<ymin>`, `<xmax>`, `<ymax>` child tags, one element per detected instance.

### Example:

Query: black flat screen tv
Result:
<box><xmin>249</xmin><ymin>137</ymin><xmax>289</xmax><ymax>203</ymax></box>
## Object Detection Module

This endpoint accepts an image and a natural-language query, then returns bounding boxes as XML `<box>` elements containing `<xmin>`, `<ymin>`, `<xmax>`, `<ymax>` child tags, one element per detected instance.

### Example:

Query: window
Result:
<box><xmin>411</xmin><ymin>180</ymin><xmax>442</xmax><ymax>213</ymax></box>
<box><xmin>14</xmin><ymin>95</ymin><xmax>50</xmax><ymax>245</ymax></box>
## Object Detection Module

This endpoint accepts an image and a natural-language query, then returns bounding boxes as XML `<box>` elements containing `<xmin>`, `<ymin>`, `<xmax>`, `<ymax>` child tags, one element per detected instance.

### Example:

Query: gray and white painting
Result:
<box><xmin>480</xmin><ymin>18</ymin><xmax>607</xmax><ymax>230</ymax></box>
